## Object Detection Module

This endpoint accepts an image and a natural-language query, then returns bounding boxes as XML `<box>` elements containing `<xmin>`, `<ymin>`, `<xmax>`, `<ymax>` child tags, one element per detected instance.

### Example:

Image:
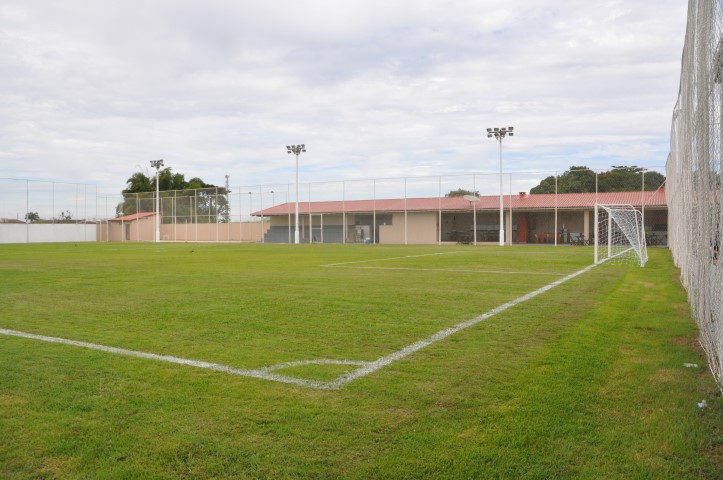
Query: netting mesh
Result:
<box><xmin>595</xmin><ymin>204</ymin><xmax>648</xmax><ymax>267</ymax></box>
<box><xmin>667</xmin><ymin>0</ymin><xmax>723</xmax><ymax>391</ymax></box>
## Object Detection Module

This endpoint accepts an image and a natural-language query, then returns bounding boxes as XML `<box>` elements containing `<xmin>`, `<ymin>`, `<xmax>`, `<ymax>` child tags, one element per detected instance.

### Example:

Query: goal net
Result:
<box><xmin>594</xmin><ymin>204</ymin><xmax>648</xmax><ymax>267</ymax></box>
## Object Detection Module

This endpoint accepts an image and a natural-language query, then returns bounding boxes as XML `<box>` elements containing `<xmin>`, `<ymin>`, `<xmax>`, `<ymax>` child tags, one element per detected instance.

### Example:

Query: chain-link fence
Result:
<box><xmin>666</xmin><ymin>0</ymin><xmax>723</xmax><ymax>391</ymax></box>
<box><xmin>2</xmin><ymin>169</ymin><xmax>666</xmax><ymax>245</ymax></box>
<box><xmin>0</xmin><ymin>178</ymin><xmax>98</xmax><ymax>243</ymax></box>
<box><xmin>0</xmin><ymin>167</ymin><xmax>667</xmax><ymax>245</ymax></box>
<box><xmin>96</xmin><ymin>168</ymin><xmax>667</xmax><ymax>244</ymax></box>
<box><xmin>0</xmin><ymin>178</ymin><xmax>97</xmax><ymax>223</ymax></box>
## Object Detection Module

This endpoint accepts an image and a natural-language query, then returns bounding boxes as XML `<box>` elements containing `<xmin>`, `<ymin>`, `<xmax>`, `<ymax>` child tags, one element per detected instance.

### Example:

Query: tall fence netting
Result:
<box><xmin>666</xmin><ymin>0</ymin><xmax>723</xmax><ymax>391</ymax></box>
<box><xmin>3</xmin><ymin>168</ymin><xmax>666</xmax><ymax>245</ymax></box>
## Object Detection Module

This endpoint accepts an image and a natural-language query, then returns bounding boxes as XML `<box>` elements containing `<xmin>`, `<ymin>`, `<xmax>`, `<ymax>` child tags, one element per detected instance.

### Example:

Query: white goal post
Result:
<box><xmin>594</xmin><ymin>204</ymin><xmax>648</xmax><ymax>267</ymax></box>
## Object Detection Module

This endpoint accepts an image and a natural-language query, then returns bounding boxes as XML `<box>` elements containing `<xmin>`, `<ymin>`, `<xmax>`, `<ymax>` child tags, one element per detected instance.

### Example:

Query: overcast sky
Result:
<box><xmin>0</xmin><ymin>0</ymin><xmax>687</xmax><ymax>196</ymax></box>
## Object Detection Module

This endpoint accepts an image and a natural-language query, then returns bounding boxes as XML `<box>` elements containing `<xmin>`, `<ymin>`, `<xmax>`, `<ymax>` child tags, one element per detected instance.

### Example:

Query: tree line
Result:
<box><xmin>529</xmin><ymin>166</ymin><xmax>665</xmax><ymax>194</ymax></box>
<box><xmin>446</xmin><ymin>166</ymin><xmax>665</xmax><ymax>197</ymax></box>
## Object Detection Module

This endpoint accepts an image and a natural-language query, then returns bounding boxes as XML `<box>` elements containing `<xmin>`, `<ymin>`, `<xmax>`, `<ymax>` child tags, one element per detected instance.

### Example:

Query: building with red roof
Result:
<box><xmin>103</xmin><ymin>212</ymin><xmax>157</xmax><ymax>242</ymax></box>
<box><xmin>253</xmin><ymin>190</ymin><xmax>667</xmax><ymax>245</ymax></box>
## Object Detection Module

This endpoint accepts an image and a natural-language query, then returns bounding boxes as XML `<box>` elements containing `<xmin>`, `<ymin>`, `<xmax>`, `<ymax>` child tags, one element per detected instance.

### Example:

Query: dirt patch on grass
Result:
<box><xmin>672</xmin><ymin>335</ymin><xmax>699</xmax><ymax>350</ymax></box>
<box><xmin>0</xmin><ymin>394</ymin><xmax>28</xmax><ymax>406</ymax></box>
<box><xmin>39</xmin><ymin>457</ymin><xmax>78</xmax><ymax>477</ymax></box>
<box><xmin>707</xmin><ymin>441</ymin><xmax>723</xmax><ymax>472</ymax></box>
<box><xmin>650</xmin><ymin>368</ymin><xmax>680</xmax><ymax>384</ymax></box>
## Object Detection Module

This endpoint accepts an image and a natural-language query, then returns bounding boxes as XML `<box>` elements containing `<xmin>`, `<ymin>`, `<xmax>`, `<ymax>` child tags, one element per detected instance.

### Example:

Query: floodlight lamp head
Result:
<box><xmin>508</xmin><ymin>126</ymin><xmax>514</xmax><ymax>131</ymax></box>
<box><xmin>509</xmin><ymin>132</ymin><xmax>514</xmax><ymax>136</ymax></box>
<box><xmin>287</xmin><ymin>144</ymin><xmax>306</xmax><ymax>155</ymax></box>
<box><xmin>494</xmin><ymin>127</ymin><xmax>499</xmax><ymax>132</ymax></box>
<box><xmin>486</xmin><ymin>128</ymin><xmax>492</xmax><ymax>132</ymax></box>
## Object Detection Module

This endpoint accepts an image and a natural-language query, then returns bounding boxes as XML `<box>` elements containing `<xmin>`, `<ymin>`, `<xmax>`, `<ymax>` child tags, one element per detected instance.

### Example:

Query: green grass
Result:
<box><xmin>0</xmin><ymin>243</ymin><xmax>721</xmax><ymax>478</ymax></box>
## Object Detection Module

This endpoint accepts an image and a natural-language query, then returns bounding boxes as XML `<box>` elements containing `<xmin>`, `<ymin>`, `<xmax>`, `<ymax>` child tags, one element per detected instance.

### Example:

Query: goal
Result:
<box><xmin>594</xmin><ymin>204</ymin><xmax>648</xmax><ymax>267</ymax></box>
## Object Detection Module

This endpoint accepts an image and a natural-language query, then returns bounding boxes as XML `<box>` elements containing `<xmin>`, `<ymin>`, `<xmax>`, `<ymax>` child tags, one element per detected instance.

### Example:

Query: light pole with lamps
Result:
<box><xmin>486</xmin><ymin>127</ymin><xmax>513</xmax><ymax>246</ymax></box>
<box><xmin>286</xmin><ymin>144</ymin><xmax>306</xmax><ymax>244</ymax></box>
<box><xmin>150</xmin><ymin>159</ymin><xmax>164</xmax><ymax>242</ymax></box>
<box><xmin>248</xmin><ymin>192</ymin><xmax>253</xmax><ymax>241</ymax></box>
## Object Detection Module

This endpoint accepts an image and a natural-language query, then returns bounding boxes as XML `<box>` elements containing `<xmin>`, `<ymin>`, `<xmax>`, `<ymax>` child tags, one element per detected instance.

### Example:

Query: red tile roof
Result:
<box><xmin>109</xmin><ymin>212</ymin><xmax>157</xmax><ymax>222</ymax></box>
<box><xmin>254</xmin><ymin>190</ymin><xmax>666</xmax><ymax>216</ymax></box>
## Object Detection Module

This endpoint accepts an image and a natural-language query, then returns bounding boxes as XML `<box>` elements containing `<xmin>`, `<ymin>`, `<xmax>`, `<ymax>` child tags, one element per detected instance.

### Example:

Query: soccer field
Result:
<box><xmin>0</xmin><ymin>243</ymin><xmax>720</xmax><ymax>478</ymax></box>
<box><xmin>0</xmin><ymin>243</ymin><xmax>592</xmax><ymax>388</ymax></box>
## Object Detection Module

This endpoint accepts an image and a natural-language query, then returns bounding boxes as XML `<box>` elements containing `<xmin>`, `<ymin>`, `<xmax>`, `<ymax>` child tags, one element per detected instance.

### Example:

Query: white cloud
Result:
<box><xmin>0</xmin><ymin>0</ymin><xmax>686</xmax><ymax>197</ymax></box>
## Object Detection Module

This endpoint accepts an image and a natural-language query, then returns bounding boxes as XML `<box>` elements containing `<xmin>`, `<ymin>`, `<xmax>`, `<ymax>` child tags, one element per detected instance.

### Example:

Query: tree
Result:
<box><xmin>122</xmin><ymin>171</ymin><xmax>153</xmax><ymax>194</ymax></box>
<box><xmin>25</xmin><ymin>211</ymin><xmax>40</xmax><ymax>223</ymax></box>
<box><xmin>117</xmin><ymin>168</ymin><xmax>229</xmax><ymax>223</ymax></box>
<box><xmin>530</xmin><ymin>166</ymin><xmax>665</xmax><ymax>194</ymax></box>
<box><xmin>446</xmin><ymin>188</ymin><xmax>479</xmax><ymax>197</ymax></box>
<box><xmin>599</xmin><ymin>166</ymin><xmax>666</xmax><ymax>192</ymax></box>
<box><xmin>530</xmin><ymin>166</ymin><xmax>596</xmax><ymax>194</ymax></box>
<box><xmin>56</xmin><ymin>210</ymin><xmax>73</xmax><ymax>223</ymax></box>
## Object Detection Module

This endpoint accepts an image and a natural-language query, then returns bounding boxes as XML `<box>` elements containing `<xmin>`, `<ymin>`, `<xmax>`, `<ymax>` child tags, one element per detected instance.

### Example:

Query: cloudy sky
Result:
<box><xmin>1</xmin><ymin>0</ymin><xmax>687</xmax><ymax>197</ymax></box>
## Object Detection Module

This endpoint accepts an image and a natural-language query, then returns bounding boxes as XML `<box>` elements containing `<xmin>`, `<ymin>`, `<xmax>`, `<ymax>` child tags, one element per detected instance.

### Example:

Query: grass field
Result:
<box><xmin>0</xmin><ymin>243</ymin><xmax>721</xmax><ymax>478</ymax></box>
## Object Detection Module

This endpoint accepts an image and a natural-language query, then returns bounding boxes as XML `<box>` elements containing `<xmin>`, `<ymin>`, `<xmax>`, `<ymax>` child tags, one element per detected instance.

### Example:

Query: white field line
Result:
<box><xmin>0</xmin><ymin>262</ymin><xmax>596</xmax><ymax>390</ymax></box>
<box><xmin>325</xmin><ymin>262</ymin><xmax>598</xmax><ymax>388</ymax></box>
<box><xmin>320</xmin><ymin>250</ymin><xmax>465</xmax><ymax>267</ymax></box>
<box><xmin>322</xmin><ymin>250</ymin><xmax>566</xmax><ymax>276</ymax></box>
<box><xmin>598</xmin><ymin>246</ymin><xmax>635</xmax><ymax>263</ymax></box>
<box><xmin>0</xmin><ymin>328</ymin><xmax>337</xmax><ymax>389</ymax></box>
<box><xmin>325</xmin><ymin>265</ymin><xmax>566</xmax><ymax>276</ymax></box>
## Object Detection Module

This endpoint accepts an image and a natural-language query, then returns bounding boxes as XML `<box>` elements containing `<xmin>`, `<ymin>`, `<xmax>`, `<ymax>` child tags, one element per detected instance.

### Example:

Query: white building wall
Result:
<box><xmin>0</xmin><ymin>224</ymin><xmax>97</xmax><ymax>244</ymax></box>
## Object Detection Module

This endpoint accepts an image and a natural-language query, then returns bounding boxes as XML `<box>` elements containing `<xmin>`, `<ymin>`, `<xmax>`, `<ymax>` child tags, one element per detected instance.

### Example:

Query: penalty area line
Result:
<box><xmin>321</xmin><ymin>250</ymin><xmax>465</xmax><ymax>267</ymax></box>
<box><xmin>325</xmin><ymin>265</ymin><xmax>567</xmax><ymax>276</ymax></box>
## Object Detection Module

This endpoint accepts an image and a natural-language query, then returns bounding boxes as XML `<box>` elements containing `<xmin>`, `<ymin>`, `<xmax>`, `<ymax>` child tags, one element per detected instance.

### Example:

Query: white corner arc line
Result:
<box><xmin>258</xmin><ymin>359</ymin><xmax>371</xmax><ymax>373</ymax></box>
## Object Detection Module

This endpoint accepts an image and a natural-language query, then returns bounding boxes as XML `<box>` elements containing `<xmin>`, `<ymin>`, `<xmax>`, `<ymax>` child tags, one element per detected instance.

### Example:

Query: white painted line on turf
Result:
<box><xmin>254</xmin><ymin>358</ymin><xmax>371</xmax><ymax>376</ymax></box>
<box><xmin>258</xmin><ymin>359</ymin><xmax>372</xmax><ymax>373</ymax></box>
<box><xmin>0</xmin><ymin>263</ymin><xmax>596</xmax><ymax>390</ymax></box>
<box><xmin>0</xmin><ymin>328</ymin><xmax>338</xmax><ymax>390</ymax></box>
<box><xmin>321</xmin><ymin>250</ymin><xmax>465</xmax><ymax>267</ymax></box>
<box><xmin>325</xmin><ymin>262</ymin><xmax>598</xmax><ymax>389</ymax></box>
<box><xmin>326</xmin><ymin>265</ymin><xmax>567</xmax><ymax>276</ymax></box>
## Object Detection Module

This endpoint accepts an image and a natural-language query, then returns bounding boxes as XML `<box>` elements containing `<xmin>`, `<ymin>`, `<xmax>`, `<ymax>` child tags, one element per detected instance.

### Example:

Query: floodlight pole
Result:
<box><xmin>150</xmin><ymin>159</ymin><xmax>164</xmax><ymax>242</ymax></box>
<box><xmin>486</xmin><ymin>127</ymin><xmax>514</xmax><ymax>246</ymax></box>
<box><xmin>286</xmin><ymin>144</ymin><xmax>306</xmax><ymax>244</ymax></box>
<box><xmin>248</xmin><ymin>192</ymin><xmax>253</xmax><ymax>240</ymax></box>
